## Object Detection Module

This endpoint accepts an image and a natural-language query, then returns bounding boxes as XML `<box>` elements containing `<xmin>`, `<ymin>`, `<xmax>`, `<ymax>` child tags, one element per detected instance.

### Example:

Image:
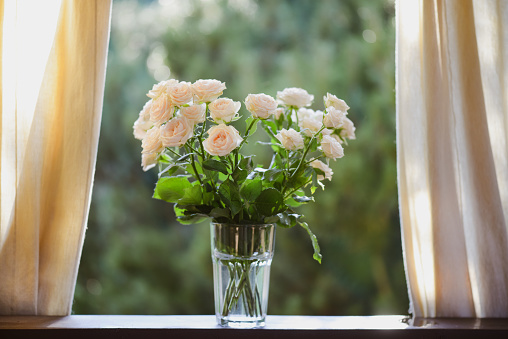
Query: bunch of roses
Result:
<box><xmin>272</xmin><ymin>88</ymin><xmax>356</xmax><ymax>182</ymax></box>
<box><xmin>133</xmin><ymin>79</ymin><xmax>237</xmax><ymax>170</ymax></box>
<box><xmin>134</xmin><ymin>79</ymin><xmax>355</xmax><ymax>182</ymax></box>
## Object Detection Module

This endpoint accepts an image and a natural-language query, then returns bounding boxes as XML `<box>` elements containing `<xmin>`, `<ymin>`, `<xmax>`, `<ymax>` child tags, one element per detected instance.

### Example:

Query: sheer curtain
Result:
<box><xmin>397</xmin><ymin>0</ymin><xmax>508</xmax><ymax>318</ymax></box>
<box><xmin>0</xmin><ymin>0</ymin><xmax>111</xmax><ymax>315</ymax></box>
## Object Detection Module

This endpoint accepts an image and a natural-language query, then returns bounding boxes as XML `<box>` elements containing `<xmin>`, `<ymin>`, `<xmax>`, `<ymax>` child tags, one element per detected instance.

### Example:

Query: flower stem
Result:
<box><xmin>284</xmin><ymin>179</ymin><xmax>312</xmax><ymax>199</ymax></box>
<box><xmin>186</xmin><ymin>145</ymin><xmax>203</xmax><ymax>186</ymax></box>
<box><xmin>290</xmin><ymin>125</ymin><xmax>325</xmax><ymax>178</ymax></box>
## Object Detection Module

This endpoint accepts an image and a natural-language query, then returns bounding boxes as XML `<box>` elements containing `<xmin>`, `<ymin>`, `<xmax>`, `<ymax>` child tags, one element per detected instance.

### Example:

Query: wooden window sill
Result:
<box><xmin>1</xmin><ymin>315</ymin><xmax>508</xmax><ymax>338</ymax></box>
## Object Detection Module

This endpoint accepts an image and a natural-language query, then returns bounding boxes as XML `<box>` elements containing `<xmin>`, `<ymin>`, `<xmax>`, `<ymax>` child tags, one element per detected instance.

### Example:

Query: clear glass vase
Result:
<box><xmin>211</xmin><ymin>222</ymin><xmax>276</xmax><ymax>328</ymax></box>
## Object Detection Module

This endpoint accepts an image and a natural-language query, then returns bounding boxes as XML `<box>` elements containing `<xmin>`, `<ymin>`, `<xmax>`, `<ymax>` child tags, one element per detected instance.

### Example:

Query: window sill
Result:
<box><xmin>1</xmin><ymin>315</ymin><xmax>508</xmax><ymax>338</ymax></box>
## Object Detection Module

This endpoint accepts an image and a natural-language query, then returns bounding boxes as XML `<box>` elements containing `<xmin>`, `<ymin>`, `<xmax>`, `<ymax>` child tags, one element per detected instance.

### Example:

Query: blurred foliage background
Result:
<box><xmin>73</xmin><ymin>0</ymin><xmax>408</xmax><ymax>316</ymax></box>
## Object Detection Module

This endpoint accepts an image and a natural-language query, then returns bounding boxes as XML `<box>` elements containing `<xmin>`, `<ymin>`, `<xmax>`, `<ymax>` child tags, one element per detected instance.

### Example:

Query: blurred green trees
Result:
<box><xmin>73</xmin><ymin>0</ymin><xmax>408</xmax><ymax>315</ymax></box>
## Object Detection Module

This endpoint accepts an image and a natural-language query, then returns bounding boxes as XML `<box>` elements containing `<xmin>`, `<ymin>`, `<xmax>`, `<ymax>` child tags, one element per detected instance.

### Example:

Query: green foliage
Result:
<box><xmin>153</xmin><ymin>176</ymin><xmax>192</xmax><ymax>203</ymax></box>
<box><xmin>74</xmin><ymin>0</ymin><xmax>408</xmax><ymax>317</ymax></box>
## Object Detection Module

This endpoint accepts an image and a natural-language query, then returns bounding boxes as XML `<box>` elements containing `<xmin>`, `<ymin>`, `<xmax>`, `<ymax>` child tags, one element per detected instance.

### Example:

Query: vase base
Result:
<box><xmin>218</xmin><ymin>317</ymin><xmax>266</xmax><ymax>329</ymax></box>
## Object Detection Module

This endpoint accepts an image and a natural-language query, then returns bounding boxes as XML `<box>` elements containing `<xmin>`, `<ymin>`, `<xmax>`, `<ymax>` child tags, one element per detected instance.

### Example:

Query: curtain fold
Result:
<box><xmin>397</xmin><ymin>0</ymin><xmax>508</xmax><ymax>318</ymax></box>
<box><xmin>0</xmin><ymin>0</ymin><xmax>111</xmax><ymax>315</ymax></box>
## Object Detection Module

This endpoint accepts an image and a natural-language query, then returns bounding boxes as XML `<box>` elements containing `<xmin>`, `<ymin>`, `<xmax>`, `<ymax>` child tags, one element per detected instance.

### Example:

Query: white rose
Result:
<box><xmin>203</xmin><ymin>124</ymin><xmax>243</xmax><ymax>156</ymax></box>
<box><xmin>295</xmin><ymin>108</ymin><xmax>323</xmax><ymax>122</ymax></box>
<box><xmin>245</xmin><ymin>93</ymin><xmax>278</xmax><ymax>119</ymax></box>
<box><xmin>297</xmin><ymin>109</ymin><xmax>323</xmax><ymax>137</ymax></box>
<box><xmin>299</xmin><ymin>116</ymin><xmax>322</xmax><ymax>136</ymax></box>
<box><xmin>141</xmin><ymin>152</ymin><xmax>159</xmax><ymax>172</ymax></box>
<box><xmin>167</xmin><ymin>81</ymin><xmax>193</xmax><ymax>106</ymax></box>
<box><xmin>192</xmin><ymin>79</ymin><xmax>226</xmax><ymax>103</ymax></box>
<box><xmin>321</xmin><ymin>135</ymin><xmax>344</xmax><ymax>160</ymax></box>
<box><xmin>147</xmin><ymin>79</ymin><xmax>178</xmax><ymax>99</ymax></box>
<box><xmin>324</xmin><ymin>93</ymin><xmax>349</xmax><ymax>112</ymax></box>
<box><xmin>133</xmin><ymin>100</ymin><xmax>154</xmax><ymax>140</ymax></box>
<box><xmin>160</xmin><ymin>116</ymin><xmax>194</xmax><ymax>147</ymax></box>
<box><xmin>323</xmin><ymin>106</ymin><xmax>346</xmax><ymax>129</ymax></box>
<box><xmin>321</xmin><ymin>128</ymin><xmax>342</xmax><ymax>143</ymax></box>
<box><xmin>180</xmin><ymin>104</ymin><xmax>206</xmax><ymax>125</ymax></box>
<box><xmin>311</xmin><ymin>160</ymin><xmax>333</xmax><ymax>181</ymax></box>
<box><xmin>209</xmin><ymin>98</ymin><xmax>241</xmax><ymax>123</ymax></box>
<box><xmin>141</xmin><ymin>126</ymin><xmax>165</xmax><ymax>154</ymax></box>
<box><xmin>340</xmin><ymin>117</ymin><xmax>356</xmax><ymax>140</ymax></box>
<box><xmin>295</xmin><ymin>107</ymin><xmax>313</xmax><ymax>121</ymax></box>
<box><xmin>276</xmin><ymin>87</ymin><xmax>314</xmax><ymax>108</ymax></box>
<box><xmin>275</xmin><ymin>128</ymin><xmax>304</xmax><ymax>150</ymax></box>
<box><xmin>150</xmin><ymin>94</ymin><xmax>174</xmax><ymax>125</ymax></box>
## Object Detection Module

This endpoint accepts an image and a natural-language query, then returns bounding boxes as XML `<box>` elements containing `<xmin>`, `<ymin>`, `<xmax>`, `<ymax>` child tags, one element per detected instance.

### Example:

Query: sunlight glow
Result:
<box><xmin>1</xmin><ymin>0</ymin><xmax>62</xmax><ymax>245</ymax></box>
<box><xmin>398</xmin><ymin>0</ymin><xmax>421</xmax><ymax>45</ymax></box>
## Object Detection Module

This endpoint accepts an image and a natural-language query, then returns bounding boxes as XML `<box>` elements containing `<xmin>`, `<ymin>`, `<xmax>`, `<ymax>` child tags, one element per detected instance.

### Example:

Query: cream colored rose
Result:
<box><xmin>147</xmin><ymin>79</ymin><xmax>178</xmax><ymax>99</ymax></box>
<box><xmin>133</xmin><ymin>100</ymin><xmax>154</xmax><ymax>140</ymax></box>
<box><xmin>209</xmin><ymin>98</ymin><xmax>241</xmax><ymax>123</ymax></box>
<box><xmin>321</xmin><ymin>135</ymin><xmax>344</xmax><ymax>160</ymax></box>
<box><xmin>311</xmin><ymin>160</ymin><xmax>333</xmax><ymax>181</ymax></box>
<box><xmin>160</xmin><ymin>116</ymin><xmax>194</xmax><ymax>147</ymax></box>
<box><xmin>180</xmin><ymin>104</ymin><xmax>206</xmax><ymax>124</ymax></box>
<box><xmin>276</xmin><ymin>87</ymin><xmax>314</xmax><ymax>108</ymax></box>
<box><xmin>297</xmin><ymin>109</ymin><xmax>323</xmax><ymax>137</ymax></box>
<box><xmin>150</xmin><ymin>94</ymin><xmax>174</xmax><ymax>125</ymax></box>
<box><xmin>321</xmin><ymin>128</ymin><xmax>342</xmax><ymax>143</ymax></box>
<box><xmin>141</xmin><ymin>152</ymin><xmax>159</xmax><ymax>172</ymax></box>
<box><xmin>192</xmin><ymin>79</ymin><xmax>226</xmax><ymax>103</ymax></box>
<box><xmin>323</xmin><ymin>107</ymin><xmax>346</xmax><ymax>129</ymax></box>
<box><xmin>295</xmin><ymin>108</ymin><xmax>323</xmax><ymax>122</ymax></box>
<box><xmin>299</xmin><ymin>117</ymin><xmax>322</xmax><ymax>137</ymax></box>
<box><xmin>324</xmin><ymin>92</ymin><xmax>349</xmax><ymax>112</ymax></box>
<box><xmin>275</xmin><ymin>128</ymin><xmax>304</xmax><ymax>150</ymax></box>
<box><xmin>141</xmin><ymin>126</ymin><xmax>165</xmax><ymax>154</ymax></box>
<box><xmin>203</xmin><ymin>124</ymin><xmax>243</xmax><ymax>156</ymax></box>
<box><xmin>245</xmin><ymin>93</ymin><xmax>278</xmax><ymax>119</ymax></box>
<box><xmin>340</xmin><ymin>117</ymin><xmax>356</xmax><ymax>140</ymax></box>
<box><xmin>167</xmin><ymin>81</ymin><xmax>193</xmax><ymax>106</ymax></box>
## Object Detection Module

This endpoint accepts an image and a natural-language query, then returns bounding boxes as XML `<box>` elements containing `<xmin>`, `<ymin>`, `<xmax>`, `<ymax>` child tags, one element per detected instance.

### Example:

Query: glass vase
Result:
<box><xmin>210</xmin><ymin>222</ymin><xmax>276</xmax><ymax>328</ymax></box>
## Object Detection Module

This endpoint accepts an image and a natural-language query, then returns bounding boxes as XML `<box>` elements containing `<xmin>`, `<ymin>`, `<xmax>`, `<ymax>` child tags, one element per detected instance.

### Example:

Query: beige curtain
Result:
<box><xmin>0</xmin><ymin>0</ymin><xmax>111</xmax><ymax>315</ymax></box>
<box><xmin>397</xmin><ymin>0</ymin><xmax>508</xmax><ymax>318</ymax></box>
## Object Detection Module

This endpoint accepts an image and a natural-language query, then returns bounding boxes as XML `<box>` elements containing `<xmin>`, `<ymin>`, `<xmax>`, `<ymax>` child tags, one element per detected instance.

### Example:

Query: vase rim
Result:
<box><xmin>211</xmin><ymin>222</ymin><xmax>275</xmax><ymax>227</ymax></box>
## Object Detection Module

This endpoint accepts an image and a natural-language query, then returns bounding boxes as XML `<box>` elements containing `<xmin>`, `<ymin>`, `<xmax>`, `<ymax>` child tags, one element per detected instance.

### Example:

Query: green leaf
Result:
<box><xmin>254</xmin><ymin>188</ymin><xmax>285</xmax><ymax>217</ymax></box>
<box><xmin>299</xmin><ymin>221</ymin><xmax>322</xmax><ymax>264</ymax></box>
<box><xmin>240</xmin><ymin>178</ymin><xmax>262</xmax><ymax>202</ymax></box>
<box><xmin>202</xmin><ymin>190</ymin><xmax>214</xmax><ymax>205</ymax></box>
<box><xmin>176</xmin><ymin>214</ymin><xmax>208</xmax><ymax>225</ymax></box>
<box><xmin>287</xmin><ymin>172</ymin><xmax>310</xmax><ymax>189</ymax></box>
<box><xmin>245</xmin><ymin>115</ymin><xmax>258</xmax><ymax>137</ymax></box>
<box><xmin>292</xmin><ymin>195</ymin><xmax>314</xmax><ymax>203</ymax></box>
<box><xmin>263</xmin><ymin>169</ymin><xmax>284</xmax><ymax>183</ymax></box>
<box><xmin>202</xmin><ymin>158</ymin><xmax>229</xmax><ymax>175</ymax></box>
<box><xmin>158</xmin><ymin>164</ymin><xmax>180</xmax><ymax>178</ymax></box>
<box><xmin>264</xmin><ymin>215</ymin><xmax>280</xmax><ymax>223</ymax></box>
<box><xmin>263</xmin><ymin>120</ymin><xmax>278</xmax><ymax>135</ymax></box>
<box><xmin>218</xmin><ymin>179</ymin><xmax>242</xmax><ymax>217</ymax></box>
<box><xmin>210</xmin><ymin>207</ymin><xmax>230</xmax><ymax>220</ymax></box>
<box><xmin>232</xmin><ymin>167</ymin><xmax>248</xmax><ymax>183</ymax></box>
<box><xmin>277</xmin><ymin>211</ymin><xmax>300</xmax><ymax>228</ymax></box>
<box><xmin>178</xmin><ymin>184</ymin><xmax>203</xmax><ymax>205</ymax></box>
<box><xmin>153</xmin><ymin>176</ymin><xmax>192</xmax><ymax>203</ymax></box>
<box><xmin>176</xmin><ymin>153</ymin><xmax>193</xmax><ymax>162</ymax></box>
<box><xmin>173</xmin><ymin>204</ymin><xmax>208</xmax><ymax>225</ymax></box>
<box><xmin>285</xmin><ymin>197</ymin><xmax>303</xmax><ymax>208</ymax></box>
<box><xmin>239</xmin><ymin>155</ymin><xmax>254</xmax><ymax>173</ymax></box>
<box><xmin>313</xmin><ymin>167</ymin><xmax>326</xmax><ymax>176</ymax></box>
<box><xmin>309</xmin><ymin>137</ymin><xmax>318</xmax><ymax>152</ymax></box>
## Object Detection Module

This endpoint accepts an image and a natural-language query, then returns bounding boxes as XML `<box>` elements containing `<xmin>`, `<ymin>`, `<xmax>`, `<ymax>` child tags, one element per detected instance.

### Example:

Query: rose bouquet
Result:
<box><xmin>133</xmin><ymin>78</ymin><xmax>355</xmax><ymax>324</ymax></box>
